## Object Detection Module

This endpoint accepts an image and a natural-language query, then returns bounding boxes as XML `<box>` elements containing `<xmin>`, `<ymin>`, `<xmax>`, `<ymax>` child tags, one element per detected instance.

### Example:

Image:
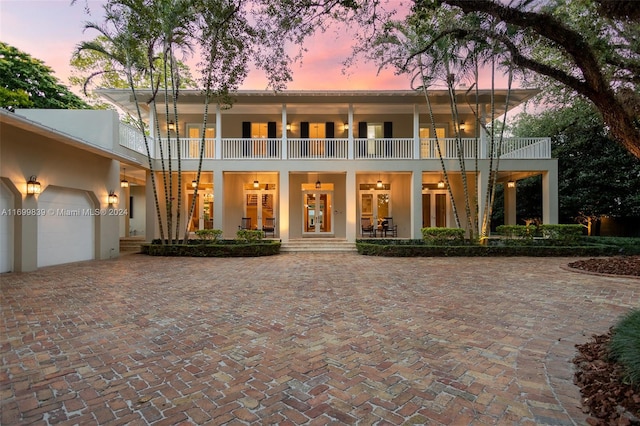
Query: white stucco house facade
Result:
<box><xmin>0</xmin><ymin>89</ymin><xmax>558</xmax><ymax>272</ymax></box>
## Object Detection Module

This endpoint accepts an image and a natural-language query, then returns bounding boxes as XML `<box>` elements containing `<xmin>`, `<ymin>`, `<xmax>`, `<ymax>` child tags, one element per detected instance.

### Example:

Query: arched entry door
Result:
<box><xmin>302</xmin><ymin>183</ymin><xmax>333</xmax><ymax>236</ymax></box>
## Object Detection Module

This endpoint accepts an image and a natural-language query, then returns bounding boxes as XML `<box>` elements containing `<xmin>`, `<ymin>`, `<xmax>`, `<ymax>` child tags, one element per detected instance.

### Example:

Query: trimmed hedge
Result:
<box><xmin>609</xmin><ymin>309</ymin><xmax>640</xmax><ymax>387</ymax></box>
<box><xmin>356</xmin><ymin>240</ymin><xmax>620</xmax><ymax>257</ymax></box>
<box><xmin>421</xmin><ymin>227</ymin><xmax>466</xmax><ymax>245</ymax></box>
<box><xmin>142</xmin><ymin>240</ymin><xmax>280</xmax><ymax>257</ymax></box>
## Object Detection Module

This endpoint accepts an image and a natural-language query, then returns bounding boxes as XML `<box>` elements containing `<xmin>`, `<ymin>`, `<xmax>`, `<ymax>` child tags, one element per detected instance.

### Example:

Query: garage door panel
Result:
<box><xmin>38</xmin><ymin>188</ymin><xmax>94</xmax><ymax>267</ymax></box>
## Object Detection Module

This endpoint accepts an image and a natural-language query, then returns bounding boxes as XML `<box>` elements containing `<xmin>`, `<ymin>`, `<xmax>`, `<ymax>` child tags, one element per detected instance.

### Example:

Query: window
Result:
<box><xmin>251</xmin><ymin>123</ymin><xmax>268</xmax><ymax>138</ymax></box>
<box><xmin>420</xmin><ymin>125</ymin><xmax>447</xmax><ymax>158</ymax></box>
<box><xmin>185</xmin><ymin>124</ymin><xmax>215</xmax><ymax>158</ymax></box>
<box><xmin>309</xmin><ymin>123</ymin><xmax>326</xmax><ymax>138</ymax></box>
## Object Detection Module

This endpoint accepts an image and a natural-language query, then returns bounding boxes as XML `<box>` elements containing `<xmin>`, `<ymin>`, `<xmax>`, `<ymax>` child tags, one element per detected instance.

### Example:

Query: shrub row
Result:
<box><xmin>142</xmin><ymin>240</ymin><xmax>280</xmax><ymax>257</ymax></box>
<box><xmin>495</xmin><ymin>224</ymin><xmax>584</xmax><ymax>244</ymax></box>
<box><xmin>609</xmin><ymin>309</ymin><xmax>640</xmax><ymax>388</ymax></box>
<box><xmin>356</xmin><ymin>241</ymin><xmax>620</xmax><ymax>257</ymax></box>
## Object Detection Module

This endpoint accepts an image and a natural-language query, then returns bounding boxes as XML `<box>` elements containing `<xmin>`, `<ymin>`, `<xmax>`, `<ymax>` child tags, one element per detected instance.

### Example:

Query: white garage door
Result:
<box><xmin>38</xmin><ymin>187</ymin><xmax>94</xmax><ymax>267</ymax></box>
<box><xmin>0</xmin><ymin>182</ymin><xmax>14</xmax><ymax>273</ymax></box>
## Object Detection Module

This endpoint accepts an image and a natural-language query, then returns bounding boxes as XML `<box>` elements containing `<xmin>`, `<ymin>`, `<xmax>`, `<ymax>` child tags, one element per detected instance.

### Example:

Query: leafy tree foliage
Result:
<box><xmin>70</xmin><ymin>35</ymin><xmax>197</xmax><ymax>108</ymax></box>
<box><xmin>511</xmin><ymin>100</ymin><xmax>640</xmax><ymax>229</ymax></box>
<box><xmin>409</xmin><ymin>0</ymin><xmax>640</xmax><ymax>159</ymax></box>
<box><xmin>0</xmin><ymin>42</ymin><xmax>90</xmax><ymax>110</ymax></box>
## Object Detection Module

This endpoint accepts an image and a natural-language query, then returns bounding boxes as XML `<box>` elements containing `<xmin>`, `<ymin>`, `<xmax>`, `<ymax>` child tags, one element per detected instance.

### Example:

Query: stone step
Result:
<box><xmin>280</xmin><ymin>239</ymin><xmax>357</xmax><ymax>253</ymax></box>
<box><xmin>120</xmin><ymin>237</ymin><xmax>145</xmax><ymax>253</ymax></box>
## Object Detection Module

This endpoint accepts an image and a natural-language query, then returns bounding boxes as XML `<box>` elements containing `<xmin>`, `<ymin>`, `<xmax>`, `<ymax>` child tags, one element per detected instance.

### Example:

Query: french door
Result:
<box><xmin>187</xmin><ymin>191</ymin><xmax>214</xmax><ymax>232</ymax></box>
<box><xmin>422</xmin><ymin>190</ymin><xmax>448</xmax><ymax>227</ymax></box>
<box><xmin>244</xmin><ymin>189</ymin><xmax>276</xmax><ymax>231</ymax></box>
<box><xmin>360</xmin><ymin>190</ymin><xmax>391</xmax><ymax>232</ymax></box>
<box><xmin>303</xmin><ymin>190</ymin><xmax>333</xmax><ymax>235</ymax></box>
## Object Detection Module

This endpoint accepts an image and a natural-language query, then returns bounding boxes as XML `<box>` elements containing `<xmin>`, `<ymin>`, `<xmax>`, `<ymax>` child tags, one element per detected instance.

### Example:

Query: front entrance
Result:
<box><xmin>422</xmin><ymin>190</ymin><xmax>449</xmax><ymax>227</ymax></box>
<box><xmin>359</xmin><ymin>185</ymin><xmax>391</xmax><ymax>234</ymax></box>
<box><xmin>243</xmin><ymin>185</ymin><xmax>276</xmax><ymax>231</ymax></box>
<box><xmin>302</xmin><ymin>183</ymin><xmax>333</xmax><ymax>236</ymax></box>
<box><xmin>187</xmin><ymin>190</ymin><xmax>214</xmax><ymax>232</ymax></box>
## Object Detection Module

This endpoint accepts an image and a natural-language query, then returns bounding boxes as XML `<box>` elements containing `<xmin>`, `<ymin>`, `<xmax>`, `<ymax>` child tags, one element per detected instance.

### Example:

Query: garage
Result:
<box><xmin>38</xmin><ymin>187</ymin><xmax>95</xmax><ymax>268</ymax></box>
<box><xmin>0</xmin><ymin>181</ymin><xmax>14</xmax><ymax>273</ymax></box>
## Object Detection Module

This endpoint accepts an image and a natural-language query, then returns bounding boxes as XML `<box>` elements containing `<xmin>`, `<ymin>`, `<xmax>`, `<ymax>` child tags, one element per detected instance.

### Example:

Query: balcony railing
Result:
<box><xmin>120</xmin><ymin>127</ymin><xmax>551</xmax><ymax>160</ymax></box>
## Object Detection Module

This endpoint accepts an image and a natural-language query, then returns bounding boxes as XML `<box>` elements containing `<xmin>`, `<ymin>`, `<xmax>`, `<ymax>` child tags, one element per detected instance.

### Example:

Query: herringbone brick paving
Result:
<box><xmin>1</xmin><ymin>254</ymin><xmax>638</xmax><ymax>425</ymax></box>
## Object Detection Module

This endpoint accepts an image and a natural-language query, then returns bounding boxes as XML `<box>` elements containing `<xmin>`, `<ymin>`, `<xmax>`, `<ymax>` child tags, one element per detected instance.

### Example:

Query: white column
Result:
<box><xmin>279</xmin><ymin>172</ymin><xmax>290</xmax><ymax>242</ymax></box>
<box><xmin>215</xmin><ymin>104</ymin><xmax>222</xmax><ymax>159</ymax></box>
<box><xmin>542</xmin><ymin>163</ymin><xmax>559</xmax><ymax>224</ymax></box>
<box><xmin>411</xmin><ymin>170</ymin><xmax>423</xmax><ymax>239</ymax></box>
<box><xmin>413</xmin><ymin>104</ymin><xmax>421</xmax><ymax>159</ymax></box>
<box><xmin>348</xmin><ymin>104</ymin><xmax>354</xmax><ymax>160</ymax></box>
<box><xmin>281</xmin><ymin>104</ymin><xmax>288</xmax><ymax>160</ymax></box>
<box><xmin>346</xmin><ymin>170</ymin><xmax>356</xmax><ymax>242</ymax></box>
<box><xmin>213</xmin><ymin>168</ymin><xmax>224</xmax><ymax>232</ymax></box>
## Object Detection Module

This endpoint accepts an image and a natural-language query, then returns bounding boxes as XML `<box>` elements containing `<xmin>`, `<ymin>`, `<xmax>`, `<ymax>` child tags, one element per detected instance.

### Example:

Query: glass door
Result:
<box><xmin>244</xmin><ymin>187</ymin><xmax>276</xmax><ymax>231</ymax></box>
<box><xmin>360</xmin><ymin>189</ymin><xmax>391</xmax><ymax>233</ymax></box>
<box><xmin>303</xmin><ymin>188</ymin><xmax>333</xmax><ymax>235</ymax></box>
<box><xmin>187</xmin><ymin>191</ymin><xmax>214</xmax><ymax>232</ymax></box>
<box><xmin>422</xmin><ymin>190</ymin><xmax>448</xmax><ymax>227</ymax></box>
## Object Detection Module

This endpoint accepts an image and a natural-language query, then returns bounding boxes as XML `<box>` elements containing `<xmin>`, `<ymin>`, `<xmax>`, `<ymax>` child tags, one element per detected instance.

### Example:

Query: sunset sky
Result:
<box><xmin>0</xmin><ymin>0</ymin><xmax>418</xmax><ymax>92</ymax></box>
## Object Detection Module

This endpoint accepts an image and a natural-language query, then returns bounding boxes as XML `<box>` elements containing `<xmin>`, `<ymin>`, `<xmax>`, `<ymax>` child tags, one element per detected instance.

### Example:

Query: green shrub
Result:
<box><xmin>236</xmin><ymin>229</ymin><xmax>264</xmax><ymax>242</ymax></box>
<box><xmin>582</xmin><ymin>236</ymin><xmax>640</xmax><ymax>255</ymax></box>
<box><xmin>495</xmin><ymin>224</ymin><xmax>538</xmax><ymax>240</ymax></box>
<box><xmin>540</xmin><ymin>224</ymin><xmax>584</xmax><ymax>245</ymax></box>
<box><xmin>421</xmin><ymin>227</ymin><xmax>465</xmax><ymax>245</ymax></box>
<box><xmin>609</xmin><ymin>309</ymin><xmax>640</xmax><ymax>387</ymax></box>
<box><xmin>195</xmin><ymin>229</ymin><xmax>223</xmax><ymax>242</ymax></box>
<box><xmin>141</xmin><ymin>240</ymin><xmax>280</xmax><ymax>257</ymax></box>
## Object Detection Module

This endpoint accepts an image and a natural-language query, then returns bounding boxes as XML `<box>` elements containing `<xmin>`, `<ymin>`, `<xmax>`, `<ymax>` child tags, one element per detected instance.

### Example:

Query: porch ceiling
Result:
<box><xmin>97</xmin><ymin>89</ymin><xmax>539</xmax><ymax>120</ymax></box>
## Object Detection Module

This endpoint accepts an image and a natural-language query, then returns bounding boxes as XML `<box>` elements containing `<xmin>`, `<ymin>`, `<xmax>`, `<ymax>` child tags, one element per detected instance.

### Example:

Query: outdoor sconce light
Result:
<box><xmin>507</xmin><ymin>180</ymin><xmax>516</xmax><ymax>188</ymax></box>
<box><xmin>27</xmin><ymin>175</ymin><xmax>41</xmax><ymax>195</ymax></box>
<box><xmin>377</xmin><ymin>179</ymin><xmax>383</xmax><ymax>189</ymax></box>
<box><xmin>168</xmin><ymin>121</ymin><xmax>176</xmax><ymax>131</ymax></box>
<box><xmin>286</xmin><ymin>123</ymin><xmax>291</xmax><ymax>131</ymax></box>
<box><xmin>437</xmin><ymin>180</ymin><xmax>446</xmax><ymax>189</ymax></box>
<box><xmin>108</xmin><ymin>191</ymin><xmax>118</xmax><ymax>205</ymax></box>
<box><xmin>253</xmin><ymin>180</ymin><xmax>260</xmax><ymax>189</ymax></box>
<box><xmin>192</xmin><ymin>180</ymin><xmax>197</xmax><ymax>188</ymax></box>
<box><xmin>459</xmin><ymin>121</ymin><xmax>466</xmax><ymax>131</ymax></box>
<box><xmin>343</xmin><ymin>122</ymin><xmax>349</xmax><ymax>131</ymax></box>
<box><xmin>120</xmin><ymin>168</ymin><xmax>129</xmax><ymax>188</ymax></box>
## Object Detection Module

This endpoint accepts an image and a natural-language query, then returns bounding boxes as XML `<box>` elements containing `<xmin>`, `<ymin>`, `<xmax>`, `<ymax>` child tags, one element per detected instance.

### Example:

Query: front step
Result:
<box><xmin>280</xmin><ymin>239</ymin><xmax>357</xmax><ymax>253</ymax></box>
<box><xmin>120</xmin><ymin>236</ymin><xmax>145</xmax><ymax>254</ymax></box>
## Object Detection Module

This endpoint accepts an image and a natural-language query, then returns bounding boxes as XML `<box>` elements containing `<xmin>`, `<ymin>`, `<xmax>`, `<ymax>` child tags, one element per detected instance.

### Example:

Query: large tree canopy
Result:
<box><xmin>400</xmin><ymin>0</ymin><xmax>640</xmax><ymax>159</ymax></box>
<box><xmin>512</xmin><ymin>100</ymin><xmax>640</xmax><ymax>225</ymax></box>
<box><xmin>0</xmin><ymin>42</ymin><xmax>90</xmax><ymax>110</ymax></box>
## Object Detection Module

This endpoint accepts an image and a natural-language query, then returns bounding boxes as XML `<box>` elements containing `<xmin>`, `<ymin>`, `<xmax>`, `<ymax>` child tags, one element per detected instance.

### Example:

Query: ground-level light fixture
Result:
<box><xmin>27</xmin><ymin>175</ymin><xmax>41</xmax><ymax>195</ymax></box>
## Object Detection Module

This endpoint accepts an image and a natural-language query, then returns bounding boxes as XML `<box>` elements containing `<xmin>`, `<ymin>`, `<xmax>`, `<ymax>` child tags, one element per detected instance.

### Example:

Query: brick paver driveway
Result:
<box><xmin>2</xmin><ymin>254</ymin><xmax>638</xmax><ymax>425</ymax></box>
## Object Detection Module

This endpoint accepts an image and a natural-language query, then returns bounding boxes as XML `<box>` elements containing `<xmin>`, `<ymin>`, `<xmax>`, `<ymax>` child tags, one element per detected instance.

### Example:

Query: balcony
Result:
<box><xmin>119</xmin><ymin>123</ymin><xmax>551</xmax><ymax>160</ymax></box>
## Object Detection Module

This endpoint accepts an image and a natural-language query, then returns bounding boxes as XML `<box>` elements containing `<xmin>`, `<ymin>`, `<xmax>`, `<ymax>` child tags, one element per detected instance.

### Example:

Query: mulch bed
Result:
<box><xmin>569</xmin><ymin>255</ymin><xmax>640</xmax><ymax>424</ymax></box>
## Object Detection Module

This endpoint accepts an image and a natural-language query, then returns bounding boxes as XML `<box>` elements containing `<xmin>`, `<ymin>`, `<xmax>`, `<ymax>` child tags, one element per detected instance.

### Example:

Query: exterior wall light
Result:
<box><xmin>27</xmin><ymin>175</ymin><xmax>41</xmax><ymax>195</ymax></box>
<box><xmin>120</xmin><ymin>168</ymin><xmax>129</xmax><ymax>188</ymax></box>
<box><xmin>377</xmin><ymin>179</ymin><xmax>383</xmax><ymax>189</ymax></box>
<box><xmin>253</xmin><ymin>180</ymin><xmax>260</xmax><ymax>189</ymax></box>
<box><xmin>192</xmin><ymin>180</ymin><xmax>198</xmax><ymax>188</ymax></box>
<box><xmin>459</xmin><ymin>121</ymin><xmax>466</xmax><ymax>131</ymax></box>
<box><xmin>437</xmin><ymin>180</ymin><xmax>446</xmax><ymax>189</ymax></box>
<box><xmin>108</xmin><ymin>191</ymin><xmax>118</xmax><ymax>205</ymax></box>
<box><xmin>168</xmin><ymin>121</ymin><xmax>176</xmax><ymax>131</ymax></box>
<box><xmin>344</xmin><ymin>123</ymin><xmax>349</xmax><ymax>131</ymax></box>
<box><xmin>286</xmin><ymin>123</ymin><xmax>291</xmax><ymax>131</ymax></box>
<box><xmin>507</xmin><ymin>180</ymin><xmax>516</xmax><ymax>188</ymax></box>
